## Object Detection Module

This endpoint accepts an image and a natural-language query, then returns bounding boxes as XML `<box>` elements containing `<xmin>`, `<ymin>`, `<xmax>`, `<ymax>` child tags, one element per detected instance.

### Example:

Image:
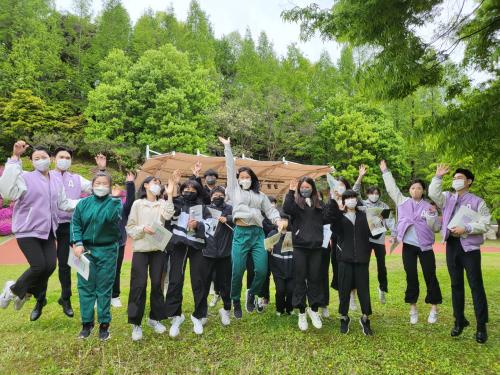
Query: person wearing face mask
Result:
<box><xmin>190</xmin><ymin>162</ymin><xmax>220</xmax><ymax>205</ymax></box>
<box><xmin>218</xmin><ymin>136</ymin><xmax>286</xmax><ymax>319</ymax></box>
<box><xmin>69</xmin><ymin>172</ymin><xmax>122</xmax><ymax>340</ymax></box>
<box><xmin>0</xmin><ymin>141</ymin><xmax>79</xmax><ymax>321</ymax></box>
<box><xmin>429</xmin><ymin>165</ymin><xmax>490</xmax><ymax>344</ymax></box>
<box><xmin>33</xmin><ymin>147</ymin><xmax>107</xmax><ymax>320</ymax></box>
<box><xmin>283</xmin><ymin>177</ymin><xmax>336</xmax><ymax>331</ymax></box>
<box><xmin>380</xmin><ymin>160</ymin><xmax>442</xmax><ymax>326</ymax></box>
<box><xmin>329</xmin><ymin>189</ymin><xmax>374</xmax><ymax>335</ymax></box>
<box><xmin>201</xmin><ymin>187</ymin><xmax>234</xmax><ymax>326</ymax></box>
<box><xmin>353</xmin><ymin>164</ymin><xmax>391</xmax><ymax>304</ymax></box>
<box><xmin>125</xmin><ymin>175</ymin><xmax>175</xmax><ymax>341</ymax></box>
<box><xmin>164</xmin><ymin>179</ymin><xmax>212</xmax><ymax>336</ymax></box>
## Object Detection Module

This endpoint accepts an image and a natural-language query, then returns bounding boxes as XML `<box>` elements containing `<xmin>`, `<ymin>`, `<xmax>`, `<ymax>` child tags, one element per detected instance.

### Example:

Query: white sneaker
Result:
<box><xmin>201</xmin><ymin>317</ymin><xmax>208</xmax><ymax>326</ymax></box>
<box><xmin>111</xmin><ymin>297</ymin><xmax>122</xmax><ymax>308</ymax></box>
<box><xmin>379</xmin><ymin>288</ymin><xmax>386</xmax><ymax>304</ymax></box>
<box><xmin>147</xmin><ymin>318</ymin><xmax>166</xmax><ymax>334</ymax></box>
<box><xmin>219</xmin><ymin>308</ymin><xmax>231</xmax><ymax>326</ymax></box>
<box><xmin>410</xmin><ymin>309</ymin><xmax>419</xmax><ymax>325</ymax></box>
<box><xmin>131</xmin><ymin>325</ymin><xmax>143</xmax><ymax>341</ymax></box>
<box><xmin>169</xmin><ymin>314</ymin><xmax>185</xmax><ymax>338</ymax></box>
<box><xmin>298</xmin><ymin>313</ymin><xmax>308</xmax><ymax>331</ymax></box>
<box><xmin>13</xmin><ymin>294</ymin><xmax>31</xmax><ymax>311</ymax></box>
<box><xmin>321</xmin><ymin>307</ymin><xmax>330</xmax><ymax>319</ymax></box>
<box><xmin>191</xmin><ymin>315</ymin><xmax>204</xmax><ymax>335</ymax></box>
<box><xmin>428</xmin><ymin>309</ymin><xmax>438</xmax><ymax>324</ymax></box>
<box><xmin>0</xmin><ymin>281</ymin><xmax>16</xmax><ymax>309</ymax></box>
<box><xmin>307</xmin><ymin>308</ymin><xmax>323</xmax><ymax>329</ymax></box>
<box><xmin>209</xmin><ymin>294</ymin><xmax>220</xmax><ymax>308</ymax></box>
<box><xmin>349</xmin><ymin>291</ymin><xmax>357</xmax><ymax>311</ymax></box>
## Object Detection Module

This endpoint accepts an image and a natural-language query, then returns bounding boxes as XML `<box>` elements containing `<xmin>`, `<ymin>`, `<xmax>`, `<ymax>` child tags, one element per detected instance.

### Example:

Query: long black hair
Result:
<box><xmin>138</xmin><ymin>176</ymin><xmax>161</xmax><ymax>199</ymax></box>
<box><xmin>295</xmin><ymin>176</ymin><xmax>322</xmax><ymax>209</ymax></box>
<box><xmin>237</xmin><ymin>167</ymin><xmax>260</xmax><ymax>194</ymax></box>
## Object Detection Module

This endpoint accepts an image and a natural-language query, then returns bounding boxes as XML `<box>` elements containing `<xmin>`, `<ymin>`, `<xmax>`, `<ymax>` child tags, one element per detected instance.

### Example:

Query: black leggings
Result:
<box><xmin>402</xmin><ymin>244</ymin><xmax>442</xmax><ymax>305</ymax></box>
<box><xmin>112</xmin><ymin>245</ymin><xmax>126</xmax><ymax>298</ymax></box>
<box><xmin>292</xmin><ymin>247</ymin><xmax>323</xmax><ymax>313</ymax></box>
<box><xmin>371</xmin><ymin>242</ymin><xmax>388</xmax><ymax>292</ymax></box>
<box><xmin>11</xmin><ymin>233</ymin><xmax>57</xmax><ymax>300</ymax></box>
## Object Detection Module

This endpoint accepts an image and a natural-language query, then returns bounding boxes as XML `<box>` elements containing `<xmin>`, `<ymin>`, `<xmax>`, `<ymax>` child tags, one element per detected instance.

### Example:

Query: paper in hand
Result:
<box><xmin>189</xmin><ymin>205</ymin><xmax>204</xmax><ymax>221</ymax></box>
<box><xmin>281</xmin><ymin>231</ymin><xmax>294</xmax><ymax>253</ymax></box>
<box><xmin>147</xmin><ymin>222</ymin><xmax>173</xmax><ymax>251</ymax></box>
<box><xmin>447</xmin><ymin>205</ymin><xmax>482</xmax><ymax>231</ymax></box>
<box><xmin>68</xmin><ymin>250</ymin><xmax>90</xmax><ymax>280</ymax></box>
<box><xmin>264</xmin><ymin>231</ymin><xmax>282</xmax><ymax>251</ymax></box>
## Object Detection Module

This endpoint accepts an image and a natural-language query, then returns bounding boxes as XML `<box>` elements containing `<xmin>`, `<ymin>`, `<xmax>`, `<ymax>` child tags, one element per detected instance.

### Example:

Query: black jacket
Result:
<box><xmin>119</xmin><ymin>181</ymin><xmax>136</xmax><ymax>246</ymax></box>
<box><xmin>203</xmin><ymin>203</ymin><xmax>234</xmax><ymax>258</ymax></box>
<box><xmin>268</xmin><ymin>230</ymin><xmax>294</xmax><ymax>280</ymax></box>
<box><xmin>189</xmin><ymin>175</ymin><xmax>215</xmax><ymax>205</ymax></box>
<box><xmin>329</xmin><ymin>201</ymin><xmax>372</xmax><ymax>263</ymax></box>
<box><xmin>283</xmin><ymin>190</ymin><xmax>335</xmax><ymax>249</ymax></box>
<box><xmin>168</xmin><ymin>197</ymin><xmax>211</xmax><ymax>250</ymax></box>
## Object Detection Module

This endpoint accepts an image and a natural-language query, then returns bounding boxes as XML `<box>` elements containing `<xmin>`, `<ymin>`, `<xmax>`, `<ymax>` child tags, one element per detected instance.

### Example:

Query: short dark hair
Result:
<box><xmin>92</xmin><ymin>172</ymin><xmax>112</xmax><ymax>187</ymax></box>
<box><xmin>454</xmin><ymin>168</ymin><xmax>474</xmax><ymax>182</ymax></box>
<box><xmin>366</xmin><ymin>186</ymin><xmax>381</xmax><ymax>195</ymax></box>
<box><xmin>341</xmin><ymin>189</ymin><xmax>358</xmax><ymax>203</ymax></box>
<box><xmin>204</xmin><ymin>169</ymin><xmax>219</xmax><ymax>179</ymax></box>
<box><xmin>409</xmin><ymin>179</ymin><xmax>426</xmax><ymax>190</ymax></box>
<box><xmin>30</xmin><ymin>146</ymin><xmax>51</xmax><ymax>159</ymax></box>
<box><xmin>210</xmin><ymin>186</ymin><xmax>226</xmax><ymax>197</ymax></box>
<box><xmin>237</xmin><ymin>167</ymin><xmax>260</xmax><ymax>194</ymax></box>
<box><xmin>180</xmin><ymin>179</ymin><xmax>204</xmax><ymax>203</ymax></box>
<box><xmin>54</xmin><ymin>146</ymin><xmax>73</xmax><ymax>158</ymax></box>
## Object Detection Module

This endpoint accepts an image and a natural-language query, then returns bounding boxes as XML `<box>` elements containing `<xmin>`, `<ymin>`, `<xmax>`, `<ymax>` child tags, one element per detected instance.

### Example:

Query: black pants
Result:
<box><xmin>55</xmin><ymin>223</ymin><xmax>72</xmax><ymax>300</ymax></box>
<box><xmin>338</xmin><ymin>261</ymin><xmax>371</xmax><ymax>316</ymax></box>
<box><xmin>11</xmin><ymin>233</ymin><xmax>56</xmax><ymax>300</ymax></box>
<box><xmin>164</xmin><ymin>244</ymin><xmax>209</xmax><ymax>319</ymax></box>
<box><xmin>203</xmin><ymin>256</ymin><xmax>232</xmax><ymax>310</ymax></box>
<box><xmin>274</xmin><ymin>276</ymin><xmax>294</xmax><ymax>314</ymax></box>
<box><xmin>402</xmin><ymin>244</ymin><xmax>442</xmax><ymax>304</ymax></box>
<box><xmin>330</xmin><ymin>237</ymin><xmax>339</xmax><ymax>290</ymax></box>
<box><xmin>446</xmin><ymin>237</ymin><xmax>488</xmax><ymax>326</ymax></box>
<box><xmin>371</xmin><ymin>242</ymin><xmax>388</xmax><ymax>292</ymax></box>
<box><xmin>292</xmin><ymin>247</ymin><xmax>323</xmax><ymax>313</ymax></box>
<box><xmin>112</xmin><ymin>245</ymin><xmax>125</xmax><ymax>298</ymax></box>
<box><xmin>127</xmin><ymin>251</ymin><xmax>165</xmax><ymax>325</ymax></box>
<box><xmin>246</xmin><ymin>254</ymin><xmax>270</xmax><ymax>299</ymax></box>
<box><xmin>320</xmin><ymin>247</ymin><xmax>331</xmax><ymax>306</ymax></box>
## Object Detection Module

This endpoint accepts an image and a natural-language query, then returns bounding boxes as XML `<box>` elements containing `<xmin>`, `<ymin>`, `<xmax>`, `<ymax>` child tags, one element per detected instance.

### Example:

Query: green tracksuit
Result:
<box><xmin>71</xmin><ymin>194</ymin><xmax>122</xmax><ymax>324</ymax></box>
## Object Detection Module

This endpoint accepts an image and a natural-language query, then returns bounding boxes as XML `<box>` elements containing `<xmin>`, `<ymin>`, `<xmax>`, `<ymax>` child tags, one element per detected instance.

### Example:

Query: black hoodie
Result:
<box><xmin>203</xmin><ymin>202</ymin><xmax>234</xmax><ymax>258</ymax></box>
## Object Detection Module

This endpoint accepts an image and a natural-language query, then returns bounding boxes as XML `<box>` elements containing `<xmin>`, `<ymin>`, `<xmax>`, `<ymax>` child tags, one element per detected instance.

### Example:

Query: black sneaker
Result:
<box><xmin>233</xmin><ymin>301</ymin><xmax>243</xmax><ymax>319</ymax></box>
<box><xmin>359</xmin><ymin>317</ymin><xmax>373</xmax><ymax>336</ymax></box>
<box><xmin>78</xmin><ymin>323</ymin><xmax>94</xmax><ymax>339</ymax></box>
<box><xmin>58</xmin><ymin>297</ymin><xmax>74</xmax><ymax>318</ymax></box>
<box><xmin>340</xmin><ymin>316</ymin><xmax>350</xmax><ymax>334</ymax></box>
<box><xmin>99</xmin><ymin>323</ymin><xmax>110</xmax><ymax>341</ymax></box>
<box><xmin>451</xmin><ymin>319</ymin><xmax>470</xmax><ymax>337</ymax></box>
<box><xmin>245</xmin><ymin>290</ymin><xmax>256</xmax><ymax>313</ymax></box>
<box><xmin>476</xmin><ymin>324</ymin><xmax>487</xmax><ymax>344</ymax></box>
<box><xmin>30</xmin><ymin>299</ymin><xmax>47</xmax><ymax>321</ymax></box>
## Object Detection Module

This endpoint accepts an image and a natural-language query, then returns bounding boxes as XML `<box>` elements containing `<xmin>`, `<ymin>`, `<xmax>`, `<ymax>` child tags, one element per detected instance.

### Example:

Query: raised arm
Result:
<box><xmin>428</xmin><ymin>164</ymin><xmax>449</xmax><ymax>209</ymax></box>
<box><xmin>380</xmin><ymin>160</ymin><xmax>406</xmax><ymax>206</ymax></box>
<box><xmin>219</xmin><ymin>137</ymin><xmax>238</xmax><ymax>197</ymax></box>
<box><xmin>353</xmin><ymin>164</ymin><xmax>368</xmax><ymax>195</ymax></box>
<box><xmin>282</xmin><ymin>180</ymin><xmax>299</xmax><ymax>217</ymax></box>
<box><xmin>0</xmin><ymin>141</ymin><xmax>30</xmax><ymax>201</ymax></box>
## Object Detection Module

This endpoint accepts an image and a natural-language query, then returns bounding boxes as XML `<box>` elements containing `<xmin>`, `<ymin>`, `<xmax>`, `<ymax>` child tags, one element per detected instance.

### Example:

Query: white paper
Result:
<box><xmin>177</xmin><ymin>212</ymin><xmax>189</xmax><ymax>229</ymax></box>
<box><xmin>204</xmin><ymin>218</ymin><xmax>219</xmax><ymax>237</ymax></box>
<box><xmin>189</xmin><ymin>205</ymin><xmax>204</xmax><ymax>221</ymax></box>
<box><xmin>447</xmin><ymin>205</ymin><xmax>482</xmax><ymax>230</ymax></box>
<box><xmin>147</xmin><ymin>222</ymin><xmax>173</xmax><ymax>250</ymax></box>
<box><xmin>281</xmin><ymin>231</ymin><xmax>294</xmax><ymax>253</ymax></box>
<box><xmin>366</xmin><ymin>207</ymin><xmax>387</xmax><ymax>237</ymax></box>
<box><xmin>264</xmin><ymin>231</ymin><xmax>282</xmax><ymax>251</ymax></box>
<box><xmin>68</xmin><ymin>251</ymin><xmax>90</xmax><ymax>280</ymax></box>
<box><xmin>207</xmin><ymin>207</ymin><xmax>222</xmax><ymax>220</ymax></box>
<box><xmin>322</xmin><ymin>224</ymin><xmax>332</xmax><ymax>248</ymax></box>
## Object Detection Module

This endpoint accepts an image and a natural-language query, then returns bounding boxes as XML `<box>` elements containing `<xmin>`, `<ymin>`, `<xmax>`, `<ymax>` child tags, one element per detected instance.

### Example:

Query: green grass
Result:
<box><xmin>0</xmin><ymin>235</ymin><xmax>12</xmax><ymax>244</ymax></box>
<box><xmin>0</xmin><ymin>253</ymin><xmax>498</xmax><ymax>374</ymax></box>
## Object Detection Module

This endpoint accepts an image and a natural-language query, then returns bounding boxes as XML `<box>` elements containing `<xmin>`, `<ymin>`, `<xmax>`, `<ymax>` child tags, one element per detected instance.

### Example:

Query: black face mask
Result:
<box><xmin>212</xmin><ymin>197</ymin><xmax>224</xmax><ymax>206</ymax></box>
<box><xmin>183</xmin><ymin>191</ymin><xmax>197</xmax><ymax>202</ymax></box>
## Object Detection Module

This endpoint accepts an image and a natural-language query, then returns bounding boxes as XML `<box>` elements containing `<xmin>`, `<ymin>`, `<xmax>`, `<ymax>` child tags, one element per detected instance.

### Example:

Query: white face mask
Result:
<box><xmin>452</xmin><ymin>179</ymin><xmax>465</xmax><ymax>191</ymax></box>
<box><xmin>368</xmin><ymin>194</ymin><xmax>379</xmax><ymax>203</ymax></box>
<box><xmin>33</xmin><ymin>158</ymin><xmax>50</xmax><ymax>172</ymax></box>
<box><xmin>345</xmin><ymin>198</ymin><xmax>357</xmax><ymax>209</ymax></box>
<box><xmin>148</xmin><ymin>183</ymin><xmax>161</xmax><ymax>196</ymax></box>
<box><xmin>93</xmin><ymin>186</ymin><xmax>110</xmax><ymax>197</ymax></box>
<box><xmin>56</xmin><ymin>159</ymin><xmax>71</xmax><ymax>171</ymax></box>
<box><xmin>239</xmin><ymin>179</ymin><xmax>252</xmax><ymax>190</ymax></box>
<box><xmin>336</xmin><ymin>185</ymin><xmax>346</xmax><ymax>194</ymax></box>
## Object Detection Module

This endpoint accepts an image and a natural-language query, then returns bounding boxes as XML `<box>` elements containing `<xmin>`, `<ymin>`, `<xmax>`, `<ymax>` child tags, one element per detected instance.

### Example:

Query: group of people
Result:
<box><xmin>0</xmin><ymin>138</ymin><xmax>491</xmax><ymax>344</ymax></box>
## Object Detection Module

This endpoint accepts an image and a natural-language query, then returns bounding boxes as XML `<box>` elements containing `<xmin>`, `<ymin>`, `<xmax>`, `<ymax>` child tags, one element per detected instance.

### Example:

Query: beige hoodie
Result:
<box><xmin>126</xmin><ymin>198</ymin><xmax>175</xmax><ymax>252</ymax></box>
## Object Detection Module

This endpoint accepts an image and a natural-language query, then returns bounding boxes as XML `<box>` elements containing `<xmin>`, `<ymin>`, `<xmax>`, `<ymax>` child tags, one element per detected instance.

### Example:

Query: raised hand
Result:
<box><xmin>379</xmin><ymin>160</ymin><xmax>387</xmax><ymax>172</ymax></box>
<box><xmin>289</xmin><ymin>179</ymin><xmax>298</xmax><ymax>191</ymax></box>
<box><xmin>126</xmin><ymin>171</ymin><xmax>135</xmax><ymax>182</ymax></box>
<box><xmin>218</xmin><ymin>136</ymin><xmax>230</xmax><ymax>145</ymax></box>
<box><xmin>191</xmin><ymin>161</ymin><xmax>202</xmax><ymax>177</ymax></box>
<box><xmin>12</xmin><ymin>140</ymin><xmax>29</xmax><ymax>159</ymax></box>
<box><xmin>171</xmin><ymin>169</ymin><xmax>181</xmax><ymax>185</ymax></box>
<box><xmin>358</xmin><ymin>164</ymin><xmax>368</xmax><ymax>177</ymax></box>
<box><xmin>435</xmin><ymin>163</ymin><xmax>450</xmax><ymax>177</ymax></box>
<box><xmin>95</xmin><ymin>153</ymin><xmax>107</xmax><ymax>170</ymax></box>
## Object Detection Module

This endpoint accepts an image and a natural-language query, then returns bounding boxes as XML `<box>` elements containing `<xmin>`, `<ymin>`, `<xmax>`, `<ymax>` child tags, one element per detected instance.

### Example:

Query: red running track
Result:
<box><xmin>0</xmin><ymin>237</ymin><xmax>498</xmax><ymax>265</ymax></box>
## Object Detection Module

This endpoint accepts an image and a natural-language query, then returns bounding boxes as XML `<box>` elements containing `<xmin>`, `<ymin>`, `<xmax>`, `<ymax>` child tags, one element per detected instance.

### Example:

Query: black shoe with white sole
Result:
<box><xmin>359</xmin><ymin>317</ymin><xmax>373</xmax><ymax>336</ymax></box>
<box><xmin>99</xmin><ymin>323</ymin><xmax>111</xmax><ymax>341</ymax></box>
<box><xmin>78</xmin><ymin>323</ymin><xmax>94</xmax><ymax>339</ymax></box>
<box><xmin>245</xmin><ymin>290</ymin><xmax>256</xmax><ymax>313</ymax></box>
<box><xmin>233</xmin><ymin>301</ymin><xmax>243</xmax><ymax>319</ymax></box>
<box><xmin>340</xmin><ymin>317</ymin><xmax>350</xmax><ymax>334</ymax></box>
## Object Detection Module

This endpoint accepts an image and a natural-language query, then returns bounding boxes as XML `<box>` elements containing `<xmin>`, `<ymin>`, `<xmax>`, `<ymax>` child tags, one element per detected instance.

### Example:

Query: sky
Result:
<box><xmin>53</xmin><ymin>0</ymin><xmax>488</xmax><ymax>82</ymax></box>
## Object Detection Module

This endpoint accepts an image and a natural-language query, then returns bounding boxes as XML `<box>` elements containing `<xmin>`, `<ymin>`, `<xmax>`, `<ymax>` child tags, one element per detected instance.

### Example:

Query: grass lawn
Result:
<box><xmin>0</xmin><ymin>253</ymin><xmax>498</xmax><ymax>374</ymax></box>
<box><xmin>0</xmin><ymin>235</ymin><xmax>12</xmax><ymax>245</ymax></box>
